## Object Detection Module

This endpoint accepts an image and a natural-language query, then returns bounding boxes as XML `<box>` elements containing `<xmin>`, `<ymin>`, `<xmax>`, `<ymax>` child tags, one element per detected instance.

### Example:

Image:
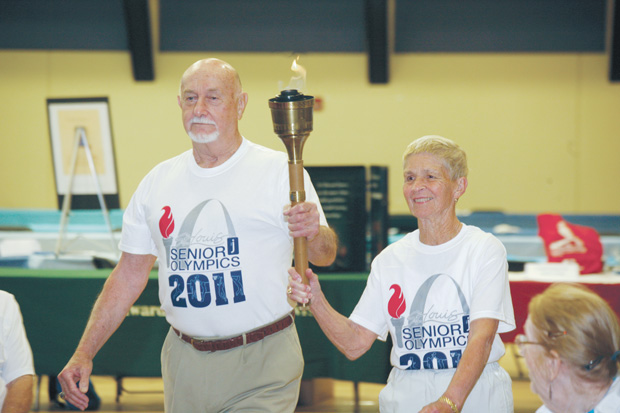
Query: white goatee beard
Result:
<box><xmin>188</xmin><ymin>116</ymin><xmax>219</xmax><ymax>143</ymax></box>
<box><xmin>189</xmin><ymin>130</ymin><xmax>219</xmax><ymax>143</ymax></box>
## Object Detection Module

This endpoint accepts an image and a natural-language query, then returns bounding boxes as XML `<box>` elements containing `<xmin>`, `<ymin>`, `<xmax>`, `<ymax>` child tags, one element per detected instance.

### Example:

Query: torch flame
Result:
<box><xmin>159</xmin><ymin>206</ymin><xmax>175</xmax><ymax>239</ymax></box>
<box><xmin>388</xmin><ymin>284</ymin><xmax>406</xmax><ymax>319</ymax></box>
<box><xmin>285</xmin><ymin>56</ymin><xmax>307</xmax><ymax>92</ymax></box>
<box><xmin>291</xmin><ymin>57</ymin><xmax>302</xmax><ymax>73</ymax></box>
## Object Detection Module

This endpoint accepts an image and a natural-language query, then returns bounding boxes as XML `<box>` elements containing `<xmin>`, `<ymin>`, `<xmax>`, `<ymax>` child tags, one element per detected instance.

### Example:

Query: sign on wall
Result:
<box><xmin>47</xmin><ymin>97</ymin><xmax>119</xmax><ymax>209</ymax></box>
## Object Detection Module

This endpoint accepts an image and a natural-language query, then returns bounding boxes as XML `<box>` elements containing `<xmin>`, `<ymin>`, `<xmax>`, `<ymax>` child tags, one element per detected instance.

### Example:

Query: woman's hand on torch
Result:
<box><xmin>288</xmin><ymin>267</ymin><xmax>321</xmax><ymax>306</ymax></box>
<box><xmin>283</xmin><ymin>202</ymin><xmax>320</xmax><ymax>240</ymax></box>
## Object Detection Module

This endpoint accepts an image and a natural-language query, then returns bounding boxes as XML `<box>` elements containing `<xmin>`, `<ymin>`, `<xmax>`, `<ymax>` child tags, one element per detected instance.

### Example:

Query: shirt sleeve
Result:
<box><xmin>1</xmin><ymin>293</ymin><xmax>35</xmax><ymax>385</ymax></box>
<box><xmin>349</xmin><ymin>266</ymin><xmax>389</xmax><ymax>341</ymax></box>
<box><xmin>303</xmin><ymin>168</ymin><xmax>329</xmax><ymax>227</ymax></box>
<box><xmin>118</xmin><ymin>175</ymin><xmax>158</xmax><ymax>256</ymax></box>
<box><xmin>469</xmin><ymin>236</ymin><xmax>516</xmax><ymax>334</ymax></box>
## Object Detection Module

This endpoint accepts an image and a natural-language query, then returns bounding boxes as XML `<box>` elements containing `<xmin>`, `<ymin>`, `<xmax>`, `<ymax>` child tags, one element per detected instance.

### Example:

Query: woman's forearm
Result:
<box><xmin>440</xmin><ymin>318</ymin><xmax>498</xmax><ymax>409</ymax></box>
<box><xmin>309</xmin><ymin>291</ymin><xmax>377</xmax><ymax>360</ymax></box>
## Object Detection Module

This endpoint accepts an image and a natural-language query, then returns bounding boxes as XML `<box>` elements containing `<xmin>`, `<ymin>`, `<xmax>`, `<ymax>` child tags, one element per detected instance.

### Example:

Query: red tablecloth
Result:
<box><xmin>500</xmin><ymin>275</ymin><xmax>620</xmax><ymax>342</ymax></box>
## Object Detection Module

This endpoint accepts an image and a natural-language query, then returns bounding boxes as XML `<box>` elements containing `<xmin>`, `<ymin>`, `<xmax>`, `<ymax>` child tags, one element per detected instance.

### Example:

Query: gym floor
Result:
<box><xmin>30</xmin><ymin>344</ymin><xmax>542</xmax><ymax>412</ymax></box>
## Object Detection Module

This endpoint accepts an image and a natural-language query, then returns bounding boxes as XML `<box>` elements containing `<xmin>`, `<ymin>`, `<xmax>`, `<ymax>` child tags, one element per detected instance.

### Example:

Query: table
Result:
<box><xmin>0</xmin><ymin>269</ymin><xmax>390</xmax><ymax>384</ymax></box>
<box><xmin>6</xmin><ymin>266</ymin><xmax>619</xmax><ymax>404</ymax></box>
<box><xmin>501</xmin><ymin>273</ymin><xmax>620</xmax><ymax>342</ymax></box>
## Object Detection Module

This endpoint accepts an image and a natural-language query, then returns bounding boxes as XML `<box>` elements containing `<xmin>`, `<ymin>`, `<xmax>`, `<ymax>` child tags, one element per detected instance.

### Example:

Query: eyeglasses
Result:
<box><xmin>514</xmin><ymin>334</ymin><xmax>546</xmax><ymax>356</ymax></box>
<box><xmin>584</xmin><ymin>356</ymin><xmax>604</xmax><ymax>371</ymax></box>
<box><xmin>515</xmin><ymin>330</ymin><xmax>569</xmax><ymax>356</ymax></box>
<box><xmin>515</xmin><ymin>332</ymin><xmax>602</xmax><ymax>371</ymax></box>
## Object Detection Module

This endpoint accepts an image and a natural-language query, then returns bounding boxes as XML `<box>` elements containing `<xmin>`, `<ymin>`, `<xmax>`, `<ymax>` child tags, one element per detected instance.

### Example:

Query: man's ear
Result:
<box><xmin>237</xmin><ymin>92</ymin><xmax>248</xmax><ymax>120</ymax></box>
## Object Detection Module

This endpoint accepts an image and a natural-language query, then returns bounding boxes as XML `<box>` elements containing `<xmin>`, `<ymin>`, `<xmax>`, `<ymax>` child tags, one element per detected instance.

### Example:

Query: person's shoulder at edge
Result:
<box><xmin>0</xmin><ymin>289</ymin><xmax>13</xmax><ymax>300</ymax></box>
<box><xmin>0</xmin><ymin>290</ymin><xmax>18</xmax><ymax>309</ymax></box>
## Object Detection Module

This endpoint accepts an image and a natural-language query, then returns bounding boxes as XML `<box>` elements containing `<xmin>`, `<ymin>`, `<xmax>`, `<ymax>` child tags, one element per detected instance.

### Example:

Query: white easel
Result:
<box><xmin>55</xmin><ymin>127</ymin><xmax>117</xmax><ymax>256</ymax></box>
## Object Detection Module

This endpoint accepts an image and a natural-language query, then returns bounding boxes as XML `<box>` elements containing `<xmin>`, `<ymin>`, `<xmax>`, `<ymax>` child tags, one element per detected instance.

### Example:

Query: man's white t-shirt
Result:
<box><xmin>120</xmin><ymin>138</ymin><xmax>327</xmax><ymax>337</ymax></box>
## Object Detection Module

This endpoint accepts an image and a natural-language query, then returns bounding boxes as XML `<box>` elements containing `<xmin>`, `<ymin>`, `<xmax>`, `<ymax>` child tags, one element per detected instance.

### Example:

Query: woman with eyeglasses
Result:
<box><xmin>517</xmin><ymin>283</ymin><xmax>620</xmax><ymax>413</ymax></box>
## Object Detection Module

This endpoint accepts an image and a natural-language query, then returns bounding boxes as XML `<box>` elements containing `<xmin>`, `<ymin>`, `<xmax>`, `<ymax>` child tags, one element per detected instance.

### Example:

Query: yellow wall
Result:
<box><xmin>1</xmin><ymin>50</ymin><xmax>619</xmax><ymax>215</ymax></box>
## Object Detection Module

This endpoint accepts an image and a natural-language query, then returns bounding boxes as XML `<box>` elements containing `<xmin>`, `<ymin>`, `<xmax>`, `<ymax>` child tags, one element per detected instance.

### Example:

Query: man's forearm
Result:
<box><xmin>75</xmin><ymin>274</ymin><xmax>142</xmax><ymax>357</ymax></box>
<box><xmin>307</xmin><ymin>226</ymin><xmax>338</xmax><ymax>266</ymax></box>
<box><xmin>75</xmin><ymin>253</ymin><xmax>154</xmax><ymax>358</ymax></box>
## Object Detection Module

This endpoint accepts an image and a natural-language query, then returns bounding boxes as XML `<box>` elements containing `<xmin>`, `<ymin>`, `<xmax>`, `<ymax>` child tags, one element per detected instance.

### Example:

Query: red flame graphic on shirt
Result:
<box><xmin>387</xmin><ymin>284</ymin><xmax>406</xmax><ymax>319</ymax></box>
<box><xmin>159</xmin><ymin>206</ymin><xmax>175</xmax><ymax>238</ymax></box>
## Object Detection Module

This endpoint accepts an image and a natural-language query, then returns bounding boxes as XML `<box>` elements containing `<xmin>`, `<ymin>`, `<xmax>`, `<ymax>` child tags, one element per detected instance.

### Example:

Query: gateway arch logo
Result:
<box><xmin>390</xmin><ymin>274</ymin><xmax>471</xmax><ymax>370</ymax></box>
<box><xmin>158</xmin><ymin>200</ymin><xmax>239</xmax><ymax>270</ymax></box>
<box><xmin>161</xmin><ymin>201</ymin><xmax>246</xmax><ymax>308</ymax></box>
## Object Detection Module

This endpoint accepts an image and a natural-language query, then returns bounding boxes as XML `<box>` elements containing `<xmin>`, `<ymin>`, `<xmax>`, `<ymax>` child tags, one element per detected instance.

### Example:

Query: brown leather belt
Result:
<box><xmin>173</xmin><ymin>311</ymin><xmax>295</xmax><ymax>352</ymax></box>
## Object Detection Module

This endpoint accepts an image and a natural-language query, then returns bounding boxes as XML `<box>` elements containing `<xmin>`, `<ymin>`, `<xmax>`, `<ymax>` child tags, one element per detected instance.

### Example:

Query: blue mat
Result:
<box><xmin>0</xmin><ymin>209</ymin><xmax>124</xmax><ymax>233</ymax></box>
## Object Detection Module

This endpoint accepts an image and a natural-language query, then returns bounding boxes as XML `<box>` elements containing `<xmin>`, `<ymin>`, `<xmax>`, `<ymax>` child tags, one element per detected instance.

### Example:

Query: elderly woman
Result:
<box><xmin>517</xmin><ymin>283</ymin><xmax>620</xmax><ymax>412</ymax></box>
<box><xmin>288</xmin><ymin>135</ymin><xmax>515</xmax><ymax>412</ymax></box>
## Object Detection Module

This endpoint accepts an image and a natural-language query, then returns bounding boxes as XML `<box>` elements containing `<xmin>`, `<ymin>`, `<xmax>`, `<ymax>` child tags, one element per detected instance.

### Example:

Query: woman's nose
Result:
<box><xmin>412</xmin><ymin>181</ymin><xmax>425</xmax><ymax>191</ymax></box>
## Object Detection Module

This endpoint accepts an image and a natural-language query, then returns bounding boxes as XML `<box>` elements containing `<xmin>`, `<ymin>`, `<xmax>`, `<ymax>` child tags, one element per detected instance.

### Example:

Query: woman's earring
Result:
<box><xmin>548</xmin><ymin>382</ymin><xmax>553</xmax><ymax>401</ymax></box>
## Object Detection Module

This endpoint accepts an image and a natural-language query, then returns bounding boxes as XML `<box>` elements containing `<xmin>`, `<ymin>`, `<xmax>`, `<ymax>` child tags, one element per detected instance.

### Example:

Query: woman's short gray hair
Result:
<box><xmin>529</xmin><ymin>283</ymin><xmax>620</xmax><ymax>383</ymax></box>
<box><xmin>402</xmin><ymin>135</ymin><xmax>468</xmax><ymax>180</ymax></box>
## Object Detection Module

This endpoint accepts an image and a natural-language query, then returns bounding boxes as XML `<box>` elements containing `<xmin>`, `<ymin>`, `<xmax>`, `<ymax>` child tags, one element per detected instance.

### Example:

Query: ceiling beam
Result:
<box><xmin>610</xmin><ymin>0</ymin><xmax>620</xmax><ymax>81</ymax></box>
<box><xmin>123</xmin><ymin>0</ymin><xmax>154</xmax><ymax>81</ymax></box>
<box><xmin>365</xmin><ymin>0</ymin><xmax>395</xmax><ymax>84</ymax></box>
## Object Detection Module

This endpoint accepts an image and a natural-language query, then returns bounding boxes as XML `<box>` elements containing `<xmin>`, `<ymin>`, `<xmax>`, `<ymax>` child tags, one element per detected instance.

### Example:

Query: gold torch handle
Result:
<box><xmin>289</xmin><ymin>162</ymin><xmax>309</xmax><ymax>284</ymax></box>
<box><xmin>268</xmin><ymin>89</ymin><xmax>314</xmax><ymax>297</ymax></box>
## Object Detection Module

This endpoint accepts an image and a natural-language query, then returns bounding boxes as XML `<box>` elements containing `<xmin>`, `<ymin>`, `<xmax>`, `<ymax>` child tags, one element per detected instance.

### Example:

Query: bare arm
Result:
<box><xmin>284</xmin><ymin>202</ymin><xmax>337</xmax><ymax>267</ymax></box>
<box><xmin>58</xmin><ymin>252</ymin><xmax>156</xmax><ymax>411</ymax></box>
<box><xmin>307</xmin><ymin>225</ymin><xmax>338</xmax><ymax>267</ymax></box>
<box><xmin>288</xmin><ymin>268</ymin><xmax>377</xmax><ymax>360</ymax></box>
<box><xmin>420</xmin><ymin>318</ymin><xmax>499</xmax><ymax>413</ymax></box>
<box><xmin>1</xmin><ymin>375</ymin><xmax>33</xmax><ymax>413</ymax></box>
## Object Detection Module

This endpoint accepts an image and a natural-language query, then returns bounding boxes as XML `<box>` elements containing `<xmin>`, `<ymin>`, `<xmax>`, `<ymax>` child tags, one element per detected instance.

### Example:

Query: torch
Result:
<box><xmin>269</xmin><ymin>89</ymin><xmax>315</xmax><ymax>285</ymax></box>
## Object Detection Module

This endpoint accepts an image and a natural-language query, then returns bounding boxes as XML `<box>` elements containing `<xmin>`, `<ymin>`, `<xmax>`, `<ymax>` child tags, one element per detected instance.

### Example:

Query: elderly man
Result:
<box><xmin>0</xmin><ymin>290</ymin><xmax>35</xmax><ymax>413</ymax></box>
<box><xmin>58</xmin><ymin>58</ymin><xmax>337</xmax><ymax>412</ymax></box>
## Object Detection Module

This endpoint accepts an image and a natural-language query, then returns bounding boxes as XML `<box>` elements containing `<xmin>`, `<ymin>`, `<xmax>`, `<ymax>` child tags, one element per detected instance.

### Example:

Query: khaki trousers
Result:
<box><xmin>161</xmin><ymin>322</ymin><xmax>303</xmax><ymax>412</ymax></box>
